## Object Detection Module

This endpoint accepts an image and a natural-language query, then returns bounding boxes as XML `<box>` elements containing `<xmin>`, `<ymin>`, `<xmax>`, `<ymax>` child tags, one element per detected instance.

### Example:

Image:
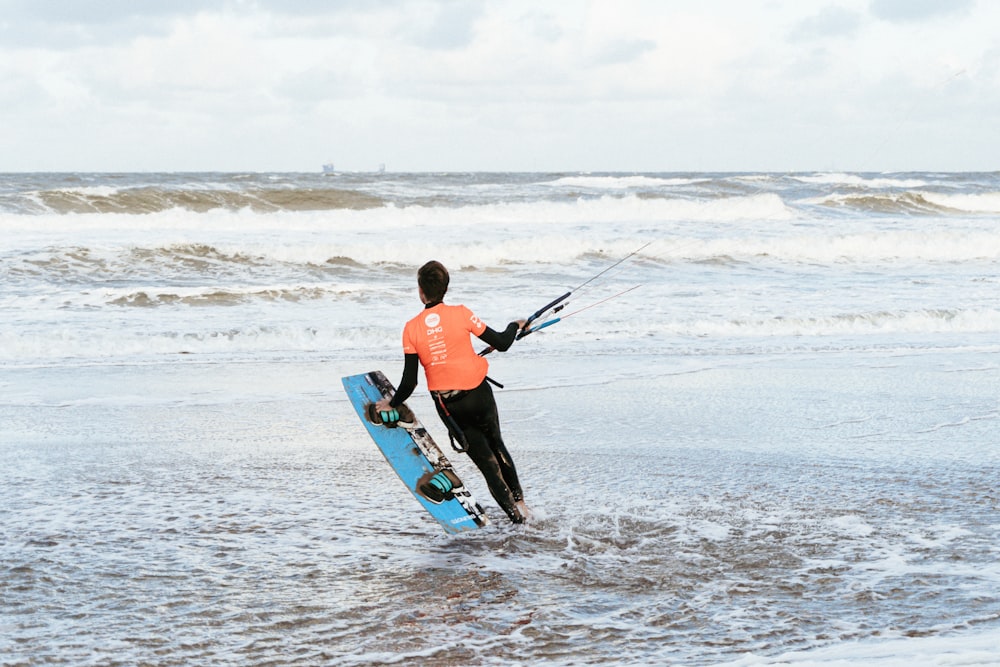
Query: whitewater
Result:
<box><xmin>1</xmin><ymin>171</ymin><xmax>998</xmax><ymax>665</ymax></box>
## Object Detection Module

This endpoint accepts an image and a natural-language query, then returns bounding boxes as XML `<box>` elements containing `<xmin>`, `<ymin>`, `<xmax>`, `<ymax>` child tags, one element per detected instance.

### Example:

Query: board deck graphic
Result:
<box><xmin>342</xmin><ymin>370</ymin><xmax>490</xmax><ymax>534</ymax></box>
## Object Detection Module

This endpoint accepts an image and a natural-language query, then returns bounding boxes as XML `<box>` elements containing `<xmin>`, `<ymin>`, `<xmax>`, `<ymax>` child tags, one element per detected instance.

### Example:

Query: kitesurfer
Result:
<box><xmin>375</xmin><ymin>260</ymin><xmax>530</xmax><ymax>524</ymax></box>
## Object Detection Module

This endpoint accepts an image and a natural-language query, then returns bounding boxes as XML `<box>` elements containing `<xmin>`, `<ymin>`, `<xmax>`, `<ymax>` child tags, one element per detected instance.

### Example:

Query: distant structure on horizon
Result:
<box><xmin>321</xmin><ymin>162</ymin><xmax>386</xmax><ymax>174</ymax></box>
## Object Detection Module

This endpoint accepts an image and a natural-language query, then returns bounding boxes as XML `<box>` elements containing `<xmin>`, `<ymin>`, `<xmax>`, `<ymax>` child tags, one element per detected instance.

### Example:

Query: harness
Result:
<box><xmin>431</xmin><ymin>376</ymin><xmax>504</xmax><ymax>453</ymax></box>
<box><xmin>432</xmin><ymin>389</ymin><xmax>470</xmax><ymax>453</ymax></box>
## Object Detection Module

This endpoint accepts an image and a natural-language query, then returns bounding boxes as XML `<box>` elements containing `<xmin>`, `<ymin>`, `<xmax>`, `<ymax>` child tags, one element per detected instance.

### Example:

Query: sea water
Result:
<box><xmin>1</xmin><ymin>171</ymin><xmax>998</xmax><ymax>665</ymax></box>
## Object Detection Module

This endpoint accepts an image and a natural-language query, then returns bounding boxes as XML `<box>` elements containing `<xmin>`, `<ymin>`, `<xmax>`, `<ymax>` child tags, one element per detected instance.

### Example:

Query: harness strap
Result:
<box><xmin>432</xmin><ymin>391</ymin><xmax>470</xmax><ymax>453</ymax></box>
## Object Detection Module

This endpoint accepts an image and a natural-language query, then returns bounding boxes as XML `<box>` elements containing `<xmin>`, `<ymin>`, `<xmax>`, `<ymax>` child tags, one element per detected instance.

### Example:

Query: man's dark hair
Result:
<box><xmin>418</xmin><ymin>261</ymin><xmax>449</xmax><ymax>302</ymax></box>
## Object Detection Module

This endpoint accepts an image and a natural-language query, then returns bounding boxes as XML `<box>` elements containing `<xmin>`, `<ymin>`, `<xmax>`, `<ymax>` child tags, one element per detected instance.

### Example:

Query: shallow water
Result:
<box><xmin>3</xmin><ymin>349</ymin><xmax>998</xmax><ymax>666</ymax></box>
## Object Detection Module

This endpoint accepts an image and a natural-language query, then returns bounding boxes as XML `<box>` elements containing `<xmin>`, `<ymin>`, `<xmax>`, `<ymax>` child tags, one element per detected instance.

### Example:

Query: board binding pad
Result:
<box><xmin>342</xmin><ymin>370</ymin><xmax>489</xmax><ymax>534</ymax></box>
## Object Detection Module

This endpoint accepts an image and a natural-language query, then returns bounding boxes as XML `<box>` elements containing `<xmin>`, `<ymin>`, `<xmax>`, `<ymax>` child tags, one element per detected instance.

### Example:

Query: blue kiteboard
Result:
<box><xmin>342</xmin><ymin>370</ymin><xmax>490</xmax><ymax>534</ymax></box>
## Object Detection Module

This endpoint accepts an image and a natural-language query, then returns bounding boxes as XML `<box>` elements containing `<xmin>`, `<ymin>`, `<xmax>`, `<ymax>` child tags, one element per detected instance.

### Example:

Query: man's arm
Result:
<box><xmin>477</xmin><ymin>321</ymin><xmax>522</xmax><ymax>352</ymax></box>
<box><xmin>388</xmin><ymin>353</ymin><xmax>419</xmax><ymax>408</ymax></box>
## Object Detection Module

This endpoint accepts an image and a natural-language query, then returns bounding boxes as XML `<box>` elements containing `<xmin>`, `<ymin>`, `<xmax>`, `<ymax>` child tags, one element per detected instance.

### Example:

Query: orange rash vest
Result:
<box><xmin>402</xmin><ymin>303</ymin><xmax>489</xmax><ymax>391</ymax></box>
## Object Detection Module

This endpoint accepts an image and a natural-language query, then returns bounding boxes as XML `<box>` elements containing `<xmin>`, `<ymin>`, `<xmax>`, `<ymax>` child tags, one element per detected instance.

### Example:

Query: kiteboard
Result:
<box><xmin>341</xmin><ymin>370</ymin><xmax>490</xmax><ymax>534</ymax></box>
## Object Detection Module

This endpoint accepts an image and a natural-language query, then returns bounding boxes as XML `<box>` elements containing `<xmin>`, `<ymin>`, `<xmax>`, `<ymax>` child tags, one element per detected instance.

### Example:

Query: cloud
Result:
<box><xmin>869</xmin><ymin>0</ymin><xmax>975</xmax><ymax>23</ymax></box>
<box><xmin>0</xmin><ymin>0</ymin><xmax>210</xmax><ymax>47</ymax></box>
<box><xmin>791</xmin><ymin>6</ymin><xmax>862</xmax><ymax>40</ymax></box>
<box><xmin>0</xmin><ymin>0</ymin><xmax>201</xmax><ymax>24</ymax></box>
<box><xmin>406</xmin><ymin>1</ymin><xmax>484</xmax><ymax>50</ymax></box>
<box><xmin>1</xmin><ymin>0</ymin><xmax>999</xmax><ymax>171</ymax></box>
<box><xmin>589</xmin><ymin>38</ymin><xmax>657</xmax><ymax>66</ymax></box>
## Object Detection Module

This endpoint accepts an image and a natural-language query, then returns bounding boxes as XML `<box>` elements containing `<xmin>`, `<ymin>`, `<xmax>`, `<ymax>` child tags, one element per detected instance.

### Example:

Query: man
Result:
<box><xmin>375</xmin><ymin>260</ymin><xmax>530</xmax><ymax>524</ymax></box>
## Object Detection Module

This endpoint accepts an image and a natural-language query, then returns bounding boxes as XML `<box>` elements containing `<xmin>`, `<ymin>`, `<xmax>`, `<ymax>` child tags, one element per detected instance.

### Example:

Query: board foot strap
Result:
<box><xmin>366</xmin><ymin>403</ymin><xmax>416</xmax><ymax>429</ymax></box>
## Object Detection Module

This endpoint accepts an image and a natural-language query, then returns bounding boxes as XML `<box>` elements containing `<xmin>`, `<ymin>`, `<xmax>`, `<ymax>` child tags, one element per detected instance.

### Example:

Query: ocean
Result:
<box><xmin>1</xmin><ymin>171</ymin><xmax>998</xmax><ymax>666</ymax></box>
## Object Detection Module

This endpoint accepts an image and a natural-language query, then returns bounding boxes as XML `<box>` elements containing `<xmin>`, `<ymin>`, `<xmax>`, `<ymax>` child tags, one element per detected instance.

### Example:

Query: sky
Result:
<box><xmin>0</xmin><ymin>0</ymin><xmax>997</xmax><ymax>172</ymax></box>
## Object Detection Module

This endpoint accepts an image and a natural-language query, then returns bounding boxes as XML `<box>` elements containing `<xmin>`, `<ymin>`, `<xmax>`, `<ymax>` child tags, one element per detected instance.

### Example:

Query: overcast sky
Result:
<box><xmin>1</xmin><ymin>0</ymin><xmax>997</xmax><ymax>172</ymax></box>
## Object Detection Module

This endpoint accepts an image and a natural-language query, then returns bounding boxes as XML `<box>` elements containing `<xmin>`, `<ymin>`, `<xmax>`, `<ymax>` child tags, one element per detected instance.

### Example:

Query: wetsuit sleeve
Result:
<box><xmin>477</xmin><ymin>322</ymin><xmax>520</xmax><ymax>352</ymax></box>
<box><xmin>389</xmin><ymin>353</ymin><xmax>419</xmax><ymax>408</ymax></box>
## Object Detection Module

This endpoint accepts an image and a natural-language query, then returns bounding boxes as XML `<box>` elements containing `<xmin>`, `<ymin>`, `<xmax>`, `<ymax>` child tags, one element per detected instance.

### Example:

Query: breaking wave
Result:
<box><xmin>3</xmin><ymin>184</ymin><xmax>385</xmax><ymax>215</ymax></box>
<box><xmin>6</xmin><ymin>225</ymin><xmax>999</xmax><ymax>296</ymax></box>
<box><xmin>803</xmin><ymin>191</ymin><xmax>1000</xmax><ymax>215</ymax></box>
<box><xmin>920</xmin><ymin>191</ymin><xmax>1000</xmax><ymax>213</ymax></box>
<box><xmin>793</xmin><ymin>173</ymin><xmax>931</xmax><ymax>188</ymax></box>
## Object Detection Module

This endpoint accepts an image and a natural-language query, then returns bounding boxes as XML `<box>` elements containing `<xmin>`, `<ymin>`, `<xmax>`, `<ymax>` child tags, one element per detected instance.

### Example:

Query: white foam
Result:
<box><xmin>828</xmin><ymin>514</ymin><xmax>875</xmax><ymax>538</ymax></box>
<box><xmin>542</xmin><ymin>174</ymin><xmax>705</xmax><ymax>188</ymax></box>
<box><xmin>50</xmin><ymin>185</ymin><xmax>124</xmax><ymax>197</ymax></box>
<box><xmin>793</xmin><ymin>173</ymin><xmax>930</xmax><ymax>188</ymax></box>
<box><xmin>921</xmin><ymin>191</ymin><xmax>1000</xmax><ymax>213</ymax></box>
<box><xmin>717</xmin><ymin>626</ymin><xmax>1000</xmax><ymax>666</ymax></box>
<box><xmin>652</xmin><ymin>309</ymin><xmax>1000</xmax><ymax>339</ymax></box>
<box><xmin>0</xmin><ymin>320</ymin><xmax>398</xmax><ymax>364</ymax></box>
<box><xmin>0</xmin><ymin>191</ymin><xmax>794</xmax><ymax>240</ymax></box>
<box><xmin>652</xmin><ymin>231</ymin><xmax>1000</xmax><ymax>263</ymax></box>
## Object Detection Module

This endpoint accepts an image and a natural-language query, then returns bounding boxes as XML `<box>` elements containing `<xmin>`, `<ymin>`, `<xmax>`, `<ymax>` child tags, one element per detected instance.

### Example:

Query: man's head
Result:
<box><xmin>418</xmin><ymin>260</ymin><xmax>449</xmax><ymax>302</ymax></box>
